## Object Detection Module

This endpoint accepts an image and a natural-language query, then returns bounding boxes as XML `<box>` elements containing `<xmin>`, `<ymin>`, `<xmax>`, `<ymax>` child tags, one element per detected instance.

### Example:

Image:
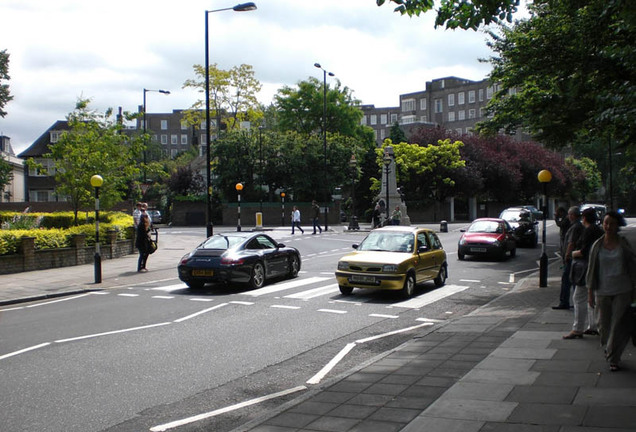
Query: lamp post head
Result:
<box><xmin>314</xmin><ymin>63</ymin><xmax>321</xmax><ymax>69</ymax></box>
<box><xmin>235</xmin><ymin>182</ymin><xmax>244</xmax><ymax>192</ymax></box>
<box><xmin>538</xmin><ymin>169</ymin><xmax>552</xmax><ymax>183</ymax></box>
<box><xmin>159</xmin><ymin>90</ymin><xmax>170</xmax><ymax>94</ymax></box>
<box><xmin>90</xmin><ymin>175</ymin><xmax>104</xmax><ymax>188</ymax></box>
<box><xmin>234</xmin><ymin>2</ymin><xmax>257</xmax><ymax>11</ymax></box>
<box><xmin>281</xmin><ymin>192</ymin><xmax>285</xmax><ymax>198</ymax></box>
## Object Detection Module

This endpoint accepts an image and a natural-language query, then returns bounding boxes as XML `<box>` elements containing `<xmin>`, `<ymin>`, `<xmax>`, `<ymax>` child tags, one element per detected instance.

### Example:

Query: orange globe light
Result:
<box><xmin>235</xmin><ymin>183</ymin><xmax>244</xmax><ymax>192</ymax></box>
<box><xmin>537</xmin><ymin>169</ymin><xmax>552</xmax><ymax>183</ymax></box>
<box><xmin>281</xmin><ymin>192</ymin><xmax>286</xmax><ymax>198</ymax></box>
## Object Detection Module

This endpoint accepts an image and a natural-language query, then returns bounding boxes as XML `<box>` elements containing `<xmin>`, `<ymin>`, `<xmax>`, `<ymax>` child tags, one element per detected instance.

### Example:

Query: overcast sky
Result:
<box><xmin>0</xmin><ymin>0</ymin><xmax>496</xmax><ymax>154</ymax></box>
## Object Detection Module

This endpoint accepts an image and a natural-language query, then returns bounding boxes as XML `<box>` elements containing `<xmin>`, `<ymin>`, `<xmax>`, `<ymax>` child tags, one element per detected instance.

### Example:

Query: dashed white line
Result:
<box><xmin>307</xmin><ymin>343</ymin><xmax>356</xmax><ymax>385</ymax></box>
<box><xmin>54</xmin><ymin>322</ymin><xmax>171</xmax><ymax>343</ymax></box>
<box><xmin>0</xmin><ymin>343</ymin><xmax>51</xmax><ymax>361</ymax></box>
<box><xmin>152</xmin><ymin>296</ymin><xmax>174</xmax><ymax>300</ymax></box>
<box><xmin>117</xmin><ymin>293</ymin><xmax>139</xmax><ymax>297</ymax></box>
<box><xmin>271</xmin><ymin>305</ymin><xmax>301</xmax><ymax>310</ymax></box>
<box><xmin>173</xmin><ymin>303</ymin><xmax>228</xmax><ymax>323</ymax></box>
<box><xmin>369</xmin><ymin>314</ymin><xmax>399</xmax><ymax>319</ymax></box>
<box><xmin>317</xmin><ymin>309</ymin><xmax>347</xmax><ymax>315</ymax></box>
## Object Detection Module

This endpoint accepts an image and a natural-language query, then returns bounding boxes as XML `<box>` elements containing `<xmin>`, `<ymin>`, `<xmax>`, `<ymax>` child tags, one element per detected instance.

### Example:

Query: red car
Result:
<box><xmin>457</xmin><ymin>218</ymin><xmax>516</xmax><ymax>260</ymax></box>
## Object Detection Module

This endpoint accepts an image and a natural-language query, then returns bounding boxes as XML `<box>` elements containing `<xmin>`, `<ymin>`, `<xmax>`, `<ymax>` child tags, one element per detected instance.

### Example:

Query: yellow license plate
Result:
<box><xmin>193</xmin><ymin>269</ymin><xmax>214</xmax><ymax>276</ymax></box>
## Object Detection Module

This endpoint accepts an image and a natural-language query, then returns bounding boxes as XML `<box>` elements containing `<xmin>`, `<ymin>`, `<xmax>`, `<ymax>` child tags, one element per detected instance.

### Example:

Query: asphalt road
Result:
<box><xmin>0</xmin><ymin>222</ymin><xmax>564</xmax><ymax>432</ymax></box>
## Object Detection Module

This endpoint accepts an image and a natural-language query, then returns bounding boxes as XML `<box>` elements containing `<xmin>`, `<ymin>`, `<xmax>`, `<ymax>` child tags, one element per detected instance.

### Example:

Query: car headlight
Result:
<box><xmin>338</xmin><ymin>261</ymin><xmax>350</xmax><ymax>271</ymax></box>
<box><xmin>492</xmin><ymin>240</ymin><xmax>501</xmax><ymax>247</ymax></box>
<box><xmin>458</xmin><ymin>238</ymin><xmax>466</xmax><ymax>246</ymax></box>
<box><xmin>382</xmin><ymin>264</ymin><xmax>398</xmax><ymax>273</ymax></box>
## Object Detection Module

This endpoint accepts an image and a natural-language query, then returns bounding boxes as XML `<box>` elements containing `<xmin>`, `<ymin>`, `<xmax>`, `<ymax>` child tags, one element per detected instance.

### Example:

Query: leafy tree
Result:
<box><xmin>0</xmin><ymin>158</ymin><xmax>12</xmax><ymax>198</ymax></box>
<box><xmin>182</xmin><ymin>63</ymin><xmax>263</xmax><ymax>131</ymax></box>
<box><xmin>478</xmin><ymin>0</ymin><xmax>636</xmax><ymax>151</ymax></box>
<box><xmin>376</xmin><ymin>0</ymin><xmax>520</xmax><ymax>30</ymax></box>
<box><xmin>32</xmin><ymin>99</ymin><xmax>144</xmax><ymax>224</ymax></box>
<box><xmin>0</xmin><ymin>49</ymin><xmax>12</xmax><ymax>118</ymax></box>
<box><xmin>389</xmin><ymin>121</ymin><xmax>408</xmax><ymax>144</ymax></box>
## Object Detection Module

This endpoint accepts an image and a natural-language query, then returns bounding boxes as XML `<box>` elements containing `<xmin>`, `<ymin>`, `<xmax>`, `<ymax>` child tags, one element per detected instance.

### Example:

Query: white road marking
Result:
<box><xmin>271</xmin><ymin>305</ymin><xmax>301</xmax><ymax>310</ymax></box>
<box><xmin>356</xmin><ymin>322</ymin><xmax>434</xmax><ymax>343</ymax></box>
<box><xmin>54</xmin><ymin>322</ymin><xmax>171</xmax><ymax>343</ymax></box>
<box><xmin>150</xmin><ymin>283</ymin><xmax>188</xmax><ymax>292</ymax></box>
<box><xmin>189</xmin><ymin>298</ymin><xmax>214</xmax><ymax>302</ymax></box>
<box><xmin>459</xmin><ymin>279</ymin><xmax>480</xmax><ymax>283</ymax></box>
<box><xmin>369</xmin><ymin>314</ymin><xmax>399</xmax><ymax>319</ymax></box>
<box><xmin>0</xmin><ymin>343</ymin><xmax>51</xmax><ymax>361</ymax></box>
<box><xmin>150</xmin><ymin>386</ymin><xmax>307</xmax><ymax>432</ymax></box>
<box><xmin>117</xmin><ymin>293</ymin><xmax>139</xmax><ymax>297</ymax></box>
<box><xmin>230</xmin><ymin>301</ymin><xmax>254</xmax><ymax>306</ymax></box>
<box><xmin>307</xmin><ymin>343</ymin><xmax>356</xmax><ymax>385</ymax></box>
<box><xmin>317</xmin><ymin>309</ymin><xmax>347</xmax><ymax>315</ymax></box>
<box><xmin>392</xmin><ymin>284</ymin><xmax>470</xmax><ymax>309</ymax></box>
<box><xmin>284</xmin><ymin>284</ymin><xmax>339</xmax><ymax>300</ymax></box>
<box><xmin>25</xmin><ymin>293</ymin><xmax>92</xmax><ymax>308</ymax></box>
<box><xmin>242</xmin><ymin>277</ymin><xmax>330</xmax><ymax>297</ymax></box>
<box><xmin>173</xmin><ymin>303</ymin><xmax>228</xmax><ymax>323</ymax></box>
<box><xmin>152</xmin><ymin>296</ymin><xmax>174</xmax><ymax>300</ymax></box>
<box><xmin>416</xmin><ymin>317</ymin><xmax>444</xmax><ymax>323</ymax></box>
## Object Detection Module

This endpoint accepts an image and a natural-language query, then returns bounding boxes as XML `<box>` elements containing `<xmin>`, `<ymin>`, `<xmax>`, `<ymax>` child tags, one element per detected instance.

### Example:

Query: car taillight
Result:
<box><xmin>221</xmin><ymin>257</ymin><xmax>245</xmax><ymax>265</ymax></box>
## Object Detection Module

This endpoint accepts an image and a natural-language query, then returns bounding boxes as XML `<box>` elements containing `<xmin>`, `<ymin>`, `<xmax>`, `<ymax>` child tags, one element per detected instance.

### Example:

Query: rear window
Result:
<box><xmin>201</xmin><ymin>235</ymin><xmax>244</xmax><ymax>250</ymax></box>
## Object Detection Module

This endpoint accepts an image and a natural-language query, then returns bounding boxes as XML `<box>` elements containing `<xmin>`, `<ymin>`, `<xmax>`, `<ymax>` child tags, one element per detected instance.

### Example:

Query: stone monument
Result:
<box><xmin>377</xmin><ymin>146</ymin><xmax>410</xmax><ymax>226</ymax></box>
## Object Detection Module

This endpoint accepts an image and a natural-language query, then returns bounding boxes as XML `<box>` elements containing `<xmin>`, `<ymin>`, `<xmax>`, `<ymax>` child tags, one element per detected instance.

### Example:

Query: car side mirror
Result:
<box><xmin>277</xmin><ymin>243</ymin><xmax>286</xmax><ymax>248</ymax></box>
<box><xmin>353</xmin><ymin>244</ymin><xmax>359</xmax><ymax>249</ymax></box>
<box><xmin>460</xmin><ymin>229</ymin><xmax>466</xmax><ymax>232</ymax></box>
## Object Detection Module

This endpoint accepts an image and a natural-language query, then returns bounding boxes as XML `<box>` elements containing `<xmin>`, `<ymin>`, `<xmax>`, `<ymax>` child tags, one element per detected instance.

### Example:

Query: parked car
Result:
<box><xmin>178</xmin><ymin>232</ymin><xmax>301</xmax><ymax>290</ymax></box>
<box><xmin>580</xmin><ymin>203</ymin><xmax>607</xmax><ymax>224</ymax></box>
<box><xmin>147</xmin><ymin>209</ymin><xmax>162</xmax><ymax>224</ymax></box>
<box><xmin>335</xmin><ymin>226</ymin><xmax>448</xmax><ymax>299</ymax></box>
<box><xmin>458</xmin><ymin>218</ymin><xmax>516</xmax><ymax>260</ymax></box>
<box><xmin>499</xmin><ymin>207</ymin><xmax>539</xmax><ymax>247</ymax></box>
<box><xmin>519</xmin><ymin>205</ymin><xmax>543</xmax><ymax>220</ymax></box>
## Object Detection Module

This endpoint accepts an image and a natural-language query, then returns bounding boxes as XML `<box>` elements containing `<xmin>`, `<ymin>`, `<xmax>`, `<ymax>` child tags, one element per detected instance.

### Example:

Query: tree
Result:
<box><xmin>34</xmin><ymin>99</ymin><xmax>144</xmax><ymax>223</ymax></box>
<box><xmin>478</xmin><ymin>0</ymin><xmax>636</xmax><ymax>151</ymax></box>
<box><xmin>389</xmin><ymin>121</ymin><xmax>407</xmax><ymax>144</ymax></box>
<box><xmin>182</xmin><ymin>63</ymin><xmax>263</xmax><ymax>131</ymax></box>
<box><xmin>376</xmin><ymin>0</ymin><xmax>520</xmax><ymax>30</ymax></box>
<box><xmin>0</xmin><ymin>158</ymin><xmax>12</xmax><ymax>199</ymax></box>
<box><xmin>0</xmin><ymin>49</ymin><xmax>12</xmax><ymax>118</ymax></box>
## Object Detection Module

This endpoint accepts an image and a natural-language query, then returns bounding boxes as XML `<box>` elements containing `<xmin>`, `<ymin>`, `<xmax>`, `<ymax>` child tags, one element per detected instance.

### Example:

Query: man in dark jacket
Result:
<box><xmin>311</xmin><ymin>200</ymin><xmax>322</xmax><ymax>235</ymax></box>
<box><xmin>553</xmin><ymin>206</ymin><xmax>583</xmax><ymax>310</ymax></box>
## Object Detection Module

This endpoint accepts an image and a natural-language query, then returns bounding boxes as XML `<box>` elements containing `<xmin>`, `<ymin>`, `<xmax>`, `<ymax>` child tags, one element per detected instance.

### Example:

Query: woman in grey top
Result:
<box><xmin>586</xmin><ymin>211</ymin><xmax>636</xmax><ymax>371</ymax></box>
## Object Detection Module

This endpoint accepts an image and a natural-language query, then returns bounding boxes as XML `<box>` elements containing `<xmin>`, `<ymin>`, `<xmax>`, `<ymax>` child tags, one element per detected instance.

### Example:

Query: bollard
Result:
<box><xmin>440</xmin><ymin>220</ymin><xmax>448</xmax><ymax>232</ymax></box>
<box><xmin>256</xmin><ymin>212</ymin><xmax>263</xmax><ymax>229</ymax></box>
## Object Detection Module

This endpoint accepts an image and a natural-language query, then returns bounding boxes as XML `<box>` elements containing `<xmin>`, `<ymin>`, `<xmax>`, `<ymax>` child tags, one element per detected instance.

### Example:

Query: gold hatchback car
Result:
<box><xmin>335</xmin><ymin>226</ymin><xmax>448</xmax><ymax>298</ymax></box>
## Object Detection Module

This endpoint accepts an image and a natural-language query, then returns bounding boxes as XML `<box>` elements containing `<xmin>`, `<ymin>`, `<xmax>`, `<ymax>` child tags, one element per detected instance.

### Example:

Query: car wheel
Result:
<box><xmin>458</xmin><ymin>252</ymin><xmax>465</xmax><ymax>260</ymax></box>
<box><xmin>401</xmin><ymin>273</ymin><xmax>416</xmax><ymax>299</ymax></box>
<box><xmin>434</xmin><ymin>264</ymin><xmax>447</xmax><ymax>287</ymax></box>
<box><xmin>339</xmin><ymin>285</ymin><xmax>353</xmax><ymax>296</ymax></box>
<box><xmin>288</xmin><ymin>254</ymin><xmax>300</xmax><ymax>278</ymax></box>
<box><xmin>510</xmin><ymin>247</ymin><xmax>516</xmax><ymax>258</ymax></box>
<box><xmin>187</xmin><ymin>281</ymin><xmax>205</xmax><ymax>290</ymax></box>
<box><xmin>249</xmin><ymin>262</ymin><xmax>266</xmax><ymax>289</ymax></box>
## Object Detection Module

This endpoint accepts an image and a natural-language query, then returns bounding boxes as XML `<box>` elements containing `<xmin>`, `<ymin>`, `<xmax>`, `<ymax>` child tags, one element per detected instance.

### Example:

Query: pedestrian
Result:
<box><xmin>553</xmin><ymin>206</ymin><xmax>583</xmax><ymax>310</ymax></box>
<box><xmin>391</xmin><ymin>205</ymin><xmax>402</xmax><ymax>225</ymax></box>
<box><xmin>133</xmin><ymin>202</ymin><xmax>143</xmax><ymax>229</ymax></box>
<box><xmin>291</xmin><ymin>206</ymin><xmax>304</xmax><ymax>234</ymax></box>
<box><xmin>555</xmin><ymin>206</ymin><xmax>571</xmax><ymax>251</ymax></box>
<box><xmin>136</xmin><ymin>213</ymin><xmax>152</xmax><ymax>272</ymax></box>
<box><xmin>372</xmin><ymin>204</ymin><xmax>381</xmax><ymax>229</ymax></box>
<box><xmin>586</xmin><ymin>211</ymin><xmax>636</xmax><ymax>371</ymax></box>
<box><xmin>563</xmin><ymin>207</ymin><xmax>603</xmax><ymax>339</ymax></box>
<box><xmin>311</xmin><ymin>200</ymin><xmax>322</xmax><ymax>234</ymax></box>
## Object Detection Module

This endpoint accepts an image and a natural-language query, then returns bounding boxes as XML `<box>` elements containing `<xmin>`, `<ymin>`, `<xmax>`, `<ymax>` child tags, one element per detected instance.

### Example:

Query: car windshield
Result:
<box><xmin>200</xmin><ymin>235</ymin><xmax>244</xmax><ymax>250</ymax></box>
<box><xmin>500</xmin><ymin>210</ymin><xmax>530</xmax><ymax>222</ymax></box>
<box><xmin>468</xmin><ymin>221</ymin><xmax>503</xmax><ymax>234</ymax></box>
<box><xmin>358</xmin><ymin>231</ymin><xmax>415</xmax><ymax>252</ymax></box>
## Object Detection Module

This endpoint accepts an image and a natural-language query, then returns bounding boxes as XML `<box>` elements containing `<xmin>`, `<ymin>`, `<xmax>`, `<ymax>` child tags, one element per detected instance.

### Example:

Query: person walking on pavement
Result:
<box><xmin>133</xmin><ymin>202</ymin><xmax>143</xmax><ymax>229</ymax></box>
<box><xmin>136</xmin><ymin>213</ymin><xmax>152</xmax><ymax>272</ymax></box>
<box><xmin>553</xmin><ymin>206</ymin><xmax>583</xmax><ymax>310</ymax></box>
<box><xmin>563</xmin><ymin>208</ymin><xmax>604</xmax><ymax>339</ymax></box>
<box><xmin>555</xmin><ymin>206</ymin><xmax>571</xmax><ymax>252</ymax></box>
<box><xmin>391</xmin><ymin>205</ymin><xmax>402</xmax><ymax>226</ymax></box>
<box><xmin>291</xmin><ymin>206</ymin><xmax>304</xmax><ymax>235</ymax></box>
<box><xmin>311</xmin><ymin>200</ymin><xmax>322</xmax><ymax>234</ymax></box>
<box><xmin>586</xmin><ymin>211</ymin><xmax>636</xmax><ymax>371</ymax></box>
<box><xmin>372</xmin><ymin>204</ymin><xmax>381</xmax><ymax>229</ymax></box>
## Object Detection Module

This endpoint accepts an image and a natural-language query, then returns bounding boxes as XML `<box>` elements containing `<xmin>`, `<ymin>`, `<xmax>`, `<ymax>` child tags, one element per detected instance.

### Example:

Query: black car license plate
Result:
<box><xmin>192</xmin><ymin>269</ymin><xmax>214</xmax><ymax>276</ymax></box>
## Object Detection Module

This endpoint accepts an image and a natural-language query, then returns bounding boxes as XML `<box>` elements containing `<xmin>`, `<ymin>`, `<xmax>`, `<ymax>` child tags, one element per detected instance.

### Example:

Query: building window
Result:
<box><xmin>201</xmin><ymin>121</ymin><xmax>206</xmax><ymax>130</ymax></box>
<box><xmin>468</xmin><ymin>90</ymin><xmax>475</xmax><ymax>103</ymax></box>
<box><xmin>161</xmin><ymin>120</ymin><xmax>168</xmax><ymax>130</ymax></box>
<box><xmin>419</xmin><ymin>98</ymin><xmax>427</xmax><ymax>110</ymax></box>
<box><xmin>420</xmin><ymin>115</ymin><xmax>428</xmax><ymax>122</ymax></box>
<box><xmin>50</xmin><ymin>131</ymin><xmax>61</xmax><ymax>143</ymax></box>
<box><xmin>390</xmin><ymin>113</ymin><xmax>397</xmax><ymax>123</ymax></box>
<box><xmin>458</xmin><ymin>92</ymin><xmax>465</xmax><ymax>105</ymax></box>
<box><xmin>509</xmin><ymin>87</ymin><xmax>517</xmax><ymax>96</ymax></box>
<box><xmin>171</xmin><ymin>149</ymin><xmax>178</xmax><ymax>158</ymax></box>
<box><xmin>456</xmin><ymin>128</ymin><xmax>463</xmax><ymax>135</ymax></box>
<box><xmin>480</xmin><ymin>107</ymin><xmax>487</xmax><ymax>118</ymax></box>
<box><xmin>380</xmin><ymin>114</ymin><xmax>387</xmax><ymax>125</ymax></box>
<box><xmin>161</xmin><ymin>135</ymin><xmax>168</xmax><ymax>144</ymax></box>
<box><xmin>458</xmin><ymin>110</ymin><xmax>465</xmax><ymax>121</ymax></box>
<box><xmin>401</xmin><ymin>98</ymin><xmax>416</xmax><ymax>112</ymax></box>
<box><xmin>171</xmin><ymin>135</ymin><xmax>178</xmax><ymax>145</ymax></box>
<box><xmin>370</xmin><ymin>115</ymin><xmax>377</xmax><ymax>125</ymax></box>
<box><xmin>448</xmin><ymin>112</ymin><xmax>455</xmax><ymax>122</ymax></box>
<box><xmin>360</xmin><ymin>116</ymin><xmax>367</xmax><ymax>126</ymax></box>
<box><xmin>181</xmin><ymin>121</ymin><xmax>188</xmax><ymax>130</ymax></box>
<box><xmin>200</xmin><ymin>134</ymin><xmax>207</xmax><ymax>146</ymax></box>
<box><xmin>400</xmin><ymin>115</ymin><xmax>416</xmax><ymax>124</ymax></box>
<box><xmin>486</xmin><ymin>86</ymin><xmax>494</xmax><ymax>99</ymax></box>
<box><xmin>434</xmin><ymin>99</ymin><xmax>443</xmax><ymax>113</ymax></box>
<box><xmin>380</xmin><ymin>129</ymin><xmax>386</xmax><ymax>140</ymax></box>
<box><xmin>448</xmin><ymin>93</ymin><xmax>455</xmax><ymax>107</ymax></box>
<box><xmin>468</xmin><ymin>109</ymin><xmax>476</xmax><ymax>119</ymax></box>
<box><xmin>32</xmin><ymin>190</ymin><xmax>53</xmax><ymax>202</ymax></box>
<box><xmin>181</xmin><ymin>134</ymin><xmax>188</xmax><ymax>145</ymax></box>
<box><xmin>479</xmin><ymin>89</ymin><xmax>484</xmax><ymax>102</ymax></box>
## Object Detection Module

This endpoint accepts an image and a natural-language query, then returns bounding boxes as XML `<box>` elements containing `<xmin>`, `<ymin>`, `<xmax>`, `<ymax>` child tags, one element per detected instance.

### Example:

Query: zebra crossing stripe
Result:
<box><xmin>242</xmin><ymin>276</ymin><xmax>331</xmax><ymax>297</ymax></box>
<box><xmin>284</xmin><ymin>284</ymin><xmax>339</xmax><ymax>300</ymax></box>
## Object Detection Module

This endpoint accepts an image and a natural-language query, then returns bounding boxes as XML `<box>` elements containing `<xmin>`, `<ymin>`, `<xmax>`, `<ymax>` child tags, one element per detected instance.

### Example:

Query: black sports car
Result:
<box><xmin>178</xmin><ymin>232</ymin><xmax>301</xmax><ymax>290</ymax></box>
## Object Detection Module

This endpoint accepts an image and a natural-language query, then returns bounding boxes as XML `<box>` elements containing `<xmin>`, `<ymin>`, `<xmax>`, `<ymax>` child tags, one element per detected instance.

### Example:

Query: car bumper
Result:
<box><xmin>458</xmin><ymin>245</ymin><xmax>504</xmax><ymax>256</ymax></box>
<box><xmin>335</xmin><ymin>271</ymin><xmax>406</xmax><ymax>291</ymax></box>
<box><xmin>178</xmin><ymin>265</ymin><xmax>251</xmax><ymax>285</ymax></box>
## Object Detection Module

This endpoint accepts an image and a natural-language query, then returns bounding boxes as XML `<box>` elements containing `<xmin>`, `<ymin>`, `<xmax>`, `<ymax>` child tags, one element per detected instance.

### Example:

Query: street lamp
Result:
<box><xmin>348</xmin><ymin>154</ymin><xmax>359</xmax><ymax>230</ymax></box>
<box><xmin>259</xmin><ymin>125</ymin><xmax>264</xmax><ymax>215</ymax></box>
<box><xmin>236</xmin><ymin>182</ymin><xmax>243</xmax><ymax>232</ymax></box>
<box><xmin>538</xmin><ymin>169</ymin><xmax>552</xmax><ymax>287</ymax></box>
<box><xmin>142</xmin><ymin>88</ymin><xmax>170</xmax><ymax>182</ymax></box>
<box><xmin>383</xmin><ymin>151</ymin><xmax>392</xmax><ymax>227</ymax></box>
<box><xmin>314</xmin><ymin>62</ymin><xmax>335</xmax><ymax>232</ymax></box>
<box><xmin>90</xmin><ymin>175</ymin><xmax>104</xmax><ymax>284</ymax></box>
<box><xmin>205</xmin><ymin>2</ymin><xmax>257</xmax><ymax>238</ymax></box>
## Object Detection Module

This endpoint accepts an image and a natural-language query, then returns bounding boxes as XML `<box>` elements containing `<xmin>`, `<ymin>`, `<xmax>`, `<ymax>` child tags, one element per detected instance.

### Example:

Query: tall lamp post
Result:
<box><xmin>280</xmin><ymin>192</ymin><xmax>286</xmax><ymax>226</ymax></box>
<box><xmin>204</xmin><ymin>2</ymin><xmax>257</xmax><ymax>238</ymax></box>
<box><xmin>142</xmin><ymin>88</ymin><xmax>170</xmax><ymax>182</ymax></box>
<box><xmin>383</xmin><ymin>151</ymin><xmax>392</xmax><ymax>227</ymax></box>
<box><xmin>314</xmin><ymin>62</ymin><xmax>334</xmax><ymax>232</ymax></box>
<box><xmin>348</xmin><ymin>154</ymin><xmax>359</xmax><ymax>230</ymax></box>
<box><xmin>90</xmin><ymin>175</ymin><xmax>104</xmax><ymax>284</ymax></box>
<box><xmin>259</xmin><ymin>125</ymin><xmax>264</xmax><ymax>215</ymax></box>
<box><xmin>538</xmin><ymin>169</ymin><xmax>552</xmax><ymax>287</ymax></box>
<box><xmin>236</xmin><ymin>182</ymin><xmax>243</xmax><ymax>231</ymax></box>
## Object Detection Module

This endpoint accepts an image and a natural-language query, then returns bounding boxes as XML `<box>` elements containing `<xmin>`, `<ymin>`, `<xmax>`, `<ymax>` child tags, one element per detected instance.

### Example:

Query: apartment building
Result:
<box><xmin>0</xmin><ymin>135</ymin><xmax>26</xmax><ymax>202</ymax></box>
<box><xmin>361</xmin><ymin>76</ymin><xmax>503</xmax><ymax>146</ymax></box>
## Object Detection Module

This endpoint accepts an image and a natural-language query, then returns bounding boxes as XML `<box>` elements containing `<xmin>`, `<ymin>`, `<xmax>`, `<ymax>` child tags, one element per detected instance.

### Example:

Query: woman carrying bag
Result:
<box><xmin>136</xmin><ymin>213</ymin><xmax>153</xmax><ymax>272</ymax></box>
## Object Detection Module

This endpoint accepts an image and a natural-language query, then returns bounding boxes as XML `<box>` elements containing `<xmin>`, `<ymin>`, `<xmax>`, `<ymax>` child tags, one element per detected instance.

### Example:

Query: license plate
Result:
<box><xmin>192</xmin><ymin>269</ymin><xmax>214</xmax><ymax>276</ymax></box>
<box><xmin>470</xmin><ymin>247</ymin><xmax>487</xmax><ymax>253</ymax></box>
<box><xmin>351</xmin><ymin>275</ymin><xmax>376</xmax><ymax>284</ymax></box>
